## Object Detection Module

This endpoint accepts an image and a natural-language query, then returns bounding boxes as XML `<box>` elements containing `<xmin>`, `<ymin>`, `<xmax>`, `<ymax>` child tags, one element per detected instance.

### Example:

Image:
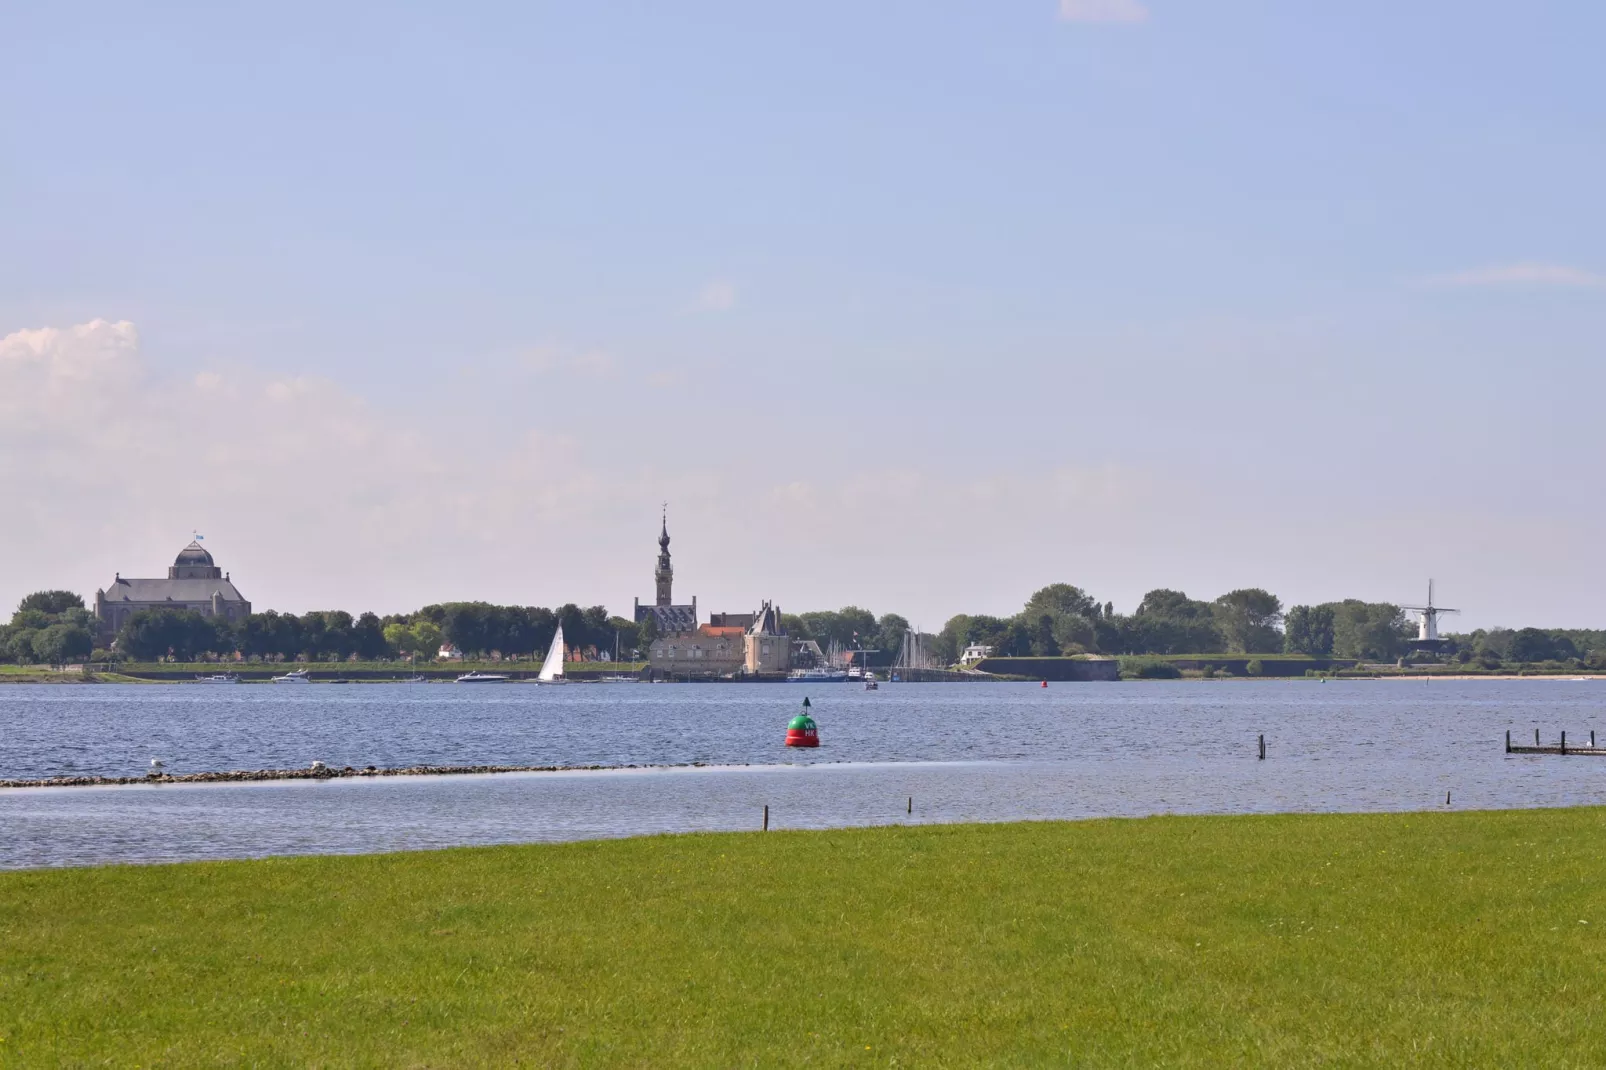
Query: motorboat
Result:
<box><xmin>271</xmin><ymin>669</ymin><xmax>311</xmax><ymax>684</ymax></box>
<box><xmin>194</xmin><ymin>673</ymin><xmax>239</xmax><ymax>684</ymax></box>
<box><xmin>456</xmin><ymin>671</ymin><xmax>509</xmax><ymax>683</ymax></box>
<box><xmin>597</xmin><ymin>674</ymin><xmax>639</xmax><ymax>683</ymax></box>
<box><xmin>864</xmin><ymin>672</ymin><xmax>879</xmax><ymax>691</ymax></box>
<box><xmin>536</xmin><ymin>624</ymin><xmax>568</xmax><ymax>685</ymax></box>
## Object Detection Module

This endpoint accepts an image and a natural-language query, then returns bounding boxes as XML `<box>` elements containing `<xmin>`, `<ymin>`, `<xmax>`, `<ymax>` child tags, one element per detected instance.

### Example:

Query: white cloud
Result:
<box><xmin>1058</xmin><ymin>0</ymin><xmax>1150</xmax><ymax>24</ymax></box>
<box><xmin>691</xmin><ymin>280</ymin><xmax>738</xmax><ymax>313</ymax></box>
<box><xmin>1423</xmin><ymin>262</ymin><xmax>1606</xmax><ymax>290</ymax></box>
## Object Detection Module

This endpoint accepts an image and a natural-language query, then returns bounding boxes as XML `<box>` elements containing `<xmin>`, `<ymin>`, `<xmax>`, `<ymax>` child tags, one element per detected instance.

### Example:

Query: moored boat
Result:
<box><xmin>456</xmin><ymin>671</ymin><xmax>509</xmax><ymax>683</ymax></box>
<box><xmin>787</xmin><ymin>668</ymin><xmax>848</xmax><ymax>683</ymax></box>
<box><xmin>194</xmin><ymin>673</ymin><xmax>239</xmax><ymax>684</ymax></box>
<box><xmin>271</xmin><ymin>669</ymin><xmax>311</xmax><ymax>684</ymax></box>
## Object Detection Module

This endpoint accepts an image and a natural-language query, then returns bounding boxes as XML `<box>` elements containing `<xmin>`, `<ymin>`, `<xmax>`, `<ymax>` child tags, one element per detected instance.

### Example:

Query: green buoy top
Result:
<box><xmin>789</xmin><ymin>714</ymin><xmax>816</xmax><ymax>731</ymax></box>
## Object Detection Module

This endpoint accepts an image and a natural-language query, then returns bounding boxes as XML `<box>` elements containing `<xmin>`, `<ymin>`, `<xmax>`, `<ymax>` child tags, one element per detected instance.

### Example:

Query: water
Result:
<box><xmin>2</xmin><ymin>680</ymin><xmax>1603</xmax><ymax>869</ymax></box>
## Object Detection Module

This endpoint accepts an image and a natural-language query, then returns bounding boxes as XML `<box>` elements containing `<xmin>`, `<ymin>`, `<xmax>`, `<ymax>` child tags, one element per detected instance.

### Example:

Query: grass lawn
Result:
<box><xmin>4</xmin><ymin>810</ymin><xmax>1606</xmax><ymax>1066</ymax></box>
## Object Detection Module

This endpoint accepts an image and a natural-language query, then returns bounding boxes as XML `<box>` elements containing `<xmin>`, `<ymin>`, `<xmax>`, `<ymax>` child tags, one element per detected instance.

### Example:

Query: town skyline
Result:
<box><xmin>5</xmin><ymin>518</ymin><xmax>1598</xmax><ymax>638</ymax></box>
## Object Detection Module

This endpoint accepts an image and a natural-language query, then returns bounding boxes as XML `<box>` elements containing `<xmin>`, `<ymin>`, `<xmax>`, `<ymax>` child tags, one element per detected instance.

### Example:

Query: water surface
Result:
<box><xmin>2</xmin><ymin>680</ymin><xmax>1601</xmax><ymax>869</ymax></box>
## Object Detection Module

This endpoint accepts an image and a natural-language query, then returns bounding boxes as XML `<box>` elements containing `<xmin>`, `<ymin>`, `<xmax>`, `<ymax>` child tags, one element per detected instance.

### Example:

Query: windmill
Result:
<box><xmin>1401</xmin><ymin>580</ymin><xmax>1460</xmax><ymax>649</ymax></box>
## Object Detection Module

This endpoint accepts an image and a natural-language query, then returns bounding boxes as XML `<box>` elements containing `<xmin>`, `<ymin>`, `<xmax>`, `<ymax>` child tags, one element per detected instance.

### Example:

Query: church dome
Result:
<box><xmin>174</xmin><ymin>540</ymin><xmax>214</xmax><ymax>568</ymax></box>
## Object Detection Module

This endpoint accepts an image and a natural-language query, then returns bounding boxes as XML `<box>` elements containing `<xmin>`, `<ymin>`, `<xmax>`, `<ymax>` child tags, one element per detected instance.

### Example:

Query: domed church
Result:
<box><xmin>93</xmin><ymin>539</ymin><xmax>252</xmax><ymax>642</ymax></box>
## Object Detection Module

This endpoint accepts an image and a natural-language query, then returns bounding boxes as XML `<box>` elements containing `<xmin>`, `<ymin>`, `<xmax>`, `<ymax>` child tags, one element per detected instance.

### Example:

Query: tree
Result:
<box><xmin>1030</xmin><ymin>614</ymin><xmax>1061</xmax><ymax>657</ymax></box>
<box><xmin>934</xmin><ymin>615</ymin><xmax>971</xmax><ymax>665</ymax></box>
<box><xmin>995</xmin><ymin>620</ymin><xmax>1033</xmax><ymax>657</ymax></box>
<box><xmin>352</xmin><ymin>612</ymin><xmax>388</xmax><ymax>661</ymax></box>
<box><xmin>1134</xmin><ymin>589</ymin><xmax>1214</xmax><ymax>622</ymax></box>
<box><xmin>116</xmin><ymin>609</ymin><xmax>225</xmax><ymax>661</ymax></box>
<box><xmin>17</xmin><ymin>590</ymin><xmax>85</xmax><ymax>617</ymax></box>
<box><xmin>1213</xmin><ymin>589</ymin><xmax>1284</xmax><ymax>653</ymax></box>
<box><xmin>34</xmin><ymin>623</ymin><xmax>94</xmax><ymax>666</ymax></box>
<box><xmin>1023</xmin><ymin>584</ymin><xmax>1099</xmax><ymax>621</ymax></box>
<box><xmin>1329</xmin><ymin>601</ymin><xmax>1410</xmax><ymax>661</ymax></box>
<box><xmin>872</xmin><ymin>614</ymin><xmax>911</xmax><ymax>661</ymax></box>
<box><xmin>1283</xmin><ymin>604</ymin><xmax>1335</xmax><ymax>656</ymax></box>
<box><xmin>798</xmin><ymin>607</ymin><xmax>878</xmax><ymax>652</ymax></box>
<box><xmin>1508</xmin><ymin>628</ymin><xmax>1574</xmax><ymax>663</ymax></box>
<box><xmin>3</xmin><ymin>628</ymin><xmax>37</xmax><ymax>664</ymax></box>
<box><xmin>1113</xmin><ymin>589</ymin><xmax>1223</xmax><ymax>655</ymax></box>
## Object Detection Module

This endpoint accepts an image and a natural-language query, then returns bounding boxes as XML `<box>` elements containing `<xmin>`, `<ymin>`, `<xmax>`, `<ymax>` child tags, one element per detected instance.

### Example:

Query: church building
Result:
<box><xmin>94</xmin><ymin>540</ymin><xmax>251</xmax><ymax>642</ymax></box>
<box><xmin>634</xmin><ymin>513</ymin><xmax>791</xmax><ymax>677</ymax></box>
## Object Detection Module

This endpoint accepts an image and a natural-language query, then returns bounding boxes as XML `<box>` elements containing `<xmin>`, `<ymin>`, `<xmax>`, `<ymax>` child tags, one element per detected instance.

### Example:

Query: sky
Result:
<box><xmin>3</xmin><ymin>1</ymin><xmax>1604</xmax><ymax>631</ymax></box>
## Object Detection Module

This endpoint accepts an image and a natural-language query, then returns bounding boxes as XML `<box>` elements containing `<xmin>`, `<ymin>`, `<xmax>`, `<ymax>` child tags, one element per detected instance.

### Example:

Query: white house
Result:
<box><xmin>959</xmin><ymin>643</ymin><xmax>995</xmax><ymax>666</ymax></box>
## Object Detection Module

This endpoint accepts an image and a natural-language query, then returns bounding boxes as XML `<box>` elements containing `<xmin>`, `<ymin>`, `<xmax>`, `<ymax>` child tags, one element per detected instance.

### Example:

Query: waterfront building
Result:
<box><xmin>93</xmin><ymin>540</ymin><xmax>251</xmax><ymax>642</ymax></box>
<box><xmin>744</xmin><ymin>601</ymin><xmax>790</xmax><ymax>674</ymax></box>
<box><xmin>634</xmin><ymin>514</ymin><xmax>792</xmax><ymax>676</ymax></box>
<box><xmin>959</xmin><ymin>642</ymin><xmax>994</xmax><ymax>666</ymax></box>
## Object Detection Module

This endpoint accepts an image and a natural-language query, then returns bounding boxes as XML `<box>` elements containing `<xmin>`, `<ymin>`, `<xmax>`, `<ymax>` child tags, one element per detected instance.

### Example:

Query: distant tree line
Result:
<box><xmin>899</xmin><ymin>584</ymin><xmax>1606</xmax><ymax>668</ymax></box>
<box><xmin>1</xmin><ymin>595</ymin><xmax>647</xmax><ymax>664</ymax></box>
<box><xmin>5</xmin><ymin>586</ymin><xmax>1604</xmax><ymax>670</ymax></box>
<box><xmin>0</xmin><ymin>591</ymin><xmax>97</xmax><ymax>666</ymax></box>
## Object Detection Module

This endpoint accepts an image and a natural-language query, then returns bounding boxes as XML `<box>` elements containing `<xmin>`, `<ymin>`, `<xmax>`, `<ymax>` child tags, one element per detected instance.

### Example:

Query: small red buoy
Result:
<box><xmin>1041</xmin><ymin>680</ymin><xmax>1048</xmax><ymax>688</ymax></box>
<box><xmin>786</xmin><ymin>698</ymin><xmax>819</xmax><ymax>748</ymax></box>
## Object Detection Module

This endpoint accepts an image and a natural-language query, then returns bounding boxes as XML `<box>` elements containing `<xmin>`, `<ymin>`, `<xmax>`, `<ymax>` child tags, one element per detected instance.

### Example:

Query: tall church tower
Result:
<box><xmin>655</xmin><ymin>511</ymin><xmax>674</xmax><ymax>607</ymax></box>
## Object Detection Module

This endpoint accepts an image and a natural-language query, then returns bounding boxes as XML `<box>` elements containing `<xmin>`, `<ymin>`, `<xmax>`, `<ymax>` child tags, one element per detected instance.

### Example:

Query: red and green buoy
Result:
<box><xmin>786</xmin><ymin>697</ymin><xmax>819</xmax><ymax>748</ymax></box>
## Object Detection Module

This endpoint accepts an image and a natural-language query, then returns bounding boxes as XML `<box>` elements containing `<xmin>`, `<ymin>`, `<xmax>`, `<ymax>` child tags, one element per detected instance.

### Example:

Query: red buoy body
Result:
<box><xmin>1041</xmin><ymin>680</ymin><xmax>1048</xmax><ymax>688</ymax></box>
<box><xmin>786</xmin><ymin>712</ymin><xmax>819</xmax><ymax>748</ymax></box>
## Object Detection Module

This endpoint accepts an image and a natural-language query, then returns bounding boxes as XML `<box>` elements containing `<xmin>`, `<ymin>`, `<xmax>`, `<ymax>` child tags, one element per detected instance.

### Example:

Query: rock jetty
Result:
<box><xmin>0</xmin><ymin>762</ymin><xmax>628</xmax><ymax>789</ymax></box>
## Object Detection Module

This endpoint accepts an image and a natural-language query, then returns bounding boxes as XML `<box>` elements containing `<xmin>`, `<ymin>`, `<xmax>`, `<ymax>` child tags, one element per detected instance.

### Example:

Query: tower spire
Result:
<box><xmin>655</xmin><ymin>505</ymin><xmax>673</xmax><ymax>607</ymax></box>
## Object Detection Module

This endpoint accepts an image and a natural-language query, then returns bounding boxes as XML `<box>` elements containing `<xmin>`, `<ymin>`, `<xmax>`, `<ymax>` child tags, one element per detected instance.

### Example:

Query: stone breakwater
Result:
<box><xmin>0</xmin><ymin>763</ymin><xmax>627</xmax><ymax>789</ymax></box>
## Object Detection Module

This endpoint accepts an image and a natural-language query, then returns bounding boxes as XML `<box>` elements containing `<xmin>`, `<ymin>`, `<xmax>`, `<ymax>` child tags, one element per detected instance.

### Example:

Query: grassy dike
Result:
<box><xmin>4</xmin><ymin>810</ymin><xmax>1606</xmax><ymax>1066</ymax></box>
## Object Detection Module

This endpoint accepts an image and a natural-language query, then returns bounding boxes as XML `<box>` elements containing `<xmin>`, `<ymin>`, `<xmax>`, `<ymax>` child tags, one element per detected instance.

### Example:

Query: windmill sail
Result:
<box><xmin>538</xmin><ymin>624</ymin><xmax>566</xmax><ymax>683</ymax></box>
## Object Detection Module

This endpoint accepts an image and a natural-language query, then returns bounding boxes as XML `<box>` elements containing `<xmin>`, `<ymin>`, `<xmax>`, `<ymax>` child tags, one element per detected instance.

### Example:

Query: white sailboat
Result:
<box><xmin>536</xmin><ymin>624</ymin><xmax>568</xmax><ymax>685</ymax></box>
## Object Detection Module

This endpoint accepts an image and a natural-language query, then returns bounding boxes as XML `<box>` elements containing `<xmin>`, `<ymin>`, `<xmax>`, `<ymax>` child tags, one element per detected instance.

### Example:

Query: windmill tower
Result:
<box><xmin>1401</xmin><ymin>580</ymin><xmax>1460</xmax><ymax>649</ymax></box>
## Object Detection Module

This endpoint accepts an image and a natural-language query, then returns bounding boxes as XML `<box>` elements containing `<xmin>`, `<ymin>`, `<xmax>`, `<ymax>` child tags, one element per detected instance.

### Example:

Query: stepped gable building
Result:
<box><xmin>633</xmin><ymin>513</ymin><xmax>791</xmax><ymax>676</ymax></box>
<box><xmin>93</xmin><ymin>540</ymin><xmax>251</xmax><ymax>642</ymax></box>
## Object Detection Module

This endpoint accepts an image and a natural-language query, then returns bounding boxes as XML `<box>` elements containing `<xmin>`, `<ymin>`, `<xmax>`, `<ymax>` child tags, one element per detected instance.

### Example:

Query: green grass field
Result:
<box><xmin>4</xmin><ymin>810</ymin><xmax>1606</xmax><ymax>1066</ymax></box>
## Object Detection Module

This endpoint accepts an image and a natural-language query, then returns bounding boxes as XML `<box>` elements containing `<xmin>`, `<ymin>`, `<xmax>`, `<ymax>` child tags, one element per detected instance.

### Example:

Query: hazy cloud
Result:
<box><xmin>691</xmin><ymin>280</ymin><xmax>738</xmax><ymax>313</ymax></box>
<box><xmin>522</xmin><ymin>342</ymin><xmax>618</xmax><ymax>377</ymax></box>
<box><xmin>1058</xmin><ymin>0</ymin><xmax>1150</xmax><ymax>24</ymax></box>
<box><xmin>1423</xmin><ymin>262</ymin><xmax>1606</xmax><ymax>290</ymax></box>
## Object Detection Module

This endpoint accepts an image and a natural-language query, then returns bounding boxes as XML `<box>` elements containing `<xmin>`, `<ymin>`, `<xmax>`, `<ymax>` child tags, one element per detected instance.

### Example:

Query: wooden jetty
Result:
<box><xmin>1505</xmin><ymin>729</ymin><xmax>1606</xmax><ymax>756</ymax></box>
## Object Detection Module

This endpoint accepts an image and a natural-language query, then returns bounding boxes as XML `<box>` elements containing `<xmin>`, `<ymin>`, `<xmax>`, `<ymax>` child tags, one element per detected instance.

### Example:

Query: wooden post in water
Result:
<box><xmin>1536</xmin><ymin>728</ymin><xmax>1542</xmax><ymax>747</ymax></box>
<box><xmin>1562</xmin><ymin>731</ymin><xmax>1567</xmax><ymax>756</ymax></box>
<box><xmin>763</xmin><ymin>804</ymin><xmax>769</xmax><ymax>831</ymax></box>
<box><xmin>1505</xmin><ymin>729</ymin><xmax>1511</xmax><ymax>754</ymax></box>
<box><xmin>1446</xmin><ymin>790</ymin><xmax>1451</xmax><ymax>806</ymax></box>
<box><xmin>1258</xmin><ymin>734</ymin><xmax>1266</xmax><ymax>761</ymax></box>
<box><xmin>907</xmin><ymin>796</ymin><xmax>912</xmax><ymax>815</ymax></box>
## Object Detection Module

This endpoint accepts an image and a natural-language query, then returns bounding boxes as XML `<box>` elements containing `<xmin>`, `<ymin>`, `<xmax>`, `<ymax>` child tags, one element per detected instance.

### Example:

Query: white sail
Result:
<box><xmin>538</xmin><ymin>624</ymin><xmax>566</xmax><ymax>682</ymax></box>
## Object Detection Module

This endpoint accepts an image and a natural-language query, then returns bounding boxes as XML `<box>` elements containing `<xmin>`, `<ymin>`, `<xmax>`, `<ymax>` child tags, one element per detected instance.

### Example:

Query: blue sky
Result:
<box><xmin>3</xmin><ymin>1</ymin><xmax>1603</xmax><ymax>629</ymax></box>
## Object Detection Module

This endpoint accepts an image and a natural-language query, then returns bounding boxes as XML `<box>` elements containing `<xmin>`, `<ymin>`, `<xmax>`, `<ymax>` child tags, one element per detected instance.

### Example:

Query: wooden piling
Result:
<box><xmin>1505</xmin><ymin>729</ymin><xmax>1511</xmax><ymax>754</ymax></box>
<box><xmin>1258</xmin><ymin>734</ymin><xmax>1265</xmax><ymax>761</ymax></box>
<box><xmin>907</xmin><ymin>796</ymin><xmax>912</xmax><ymax>815</ymax></box>
<box><xmin>1562</xmin><ymin>731</ymin><xmax>1567</xmax><ymax>756</ymax></box>
<box><xmin>1536</xmin><ymin>728</ymin><xmax>1541</xmax><ymax>746</ymax></box>
<box><xmin>1445</xmin><ymin>790</ymin><xmax>1451</xmax><ymax>806</ymax></box>
<box><xmin>763</xmin><ymin>804</ymin><xmax>769</xmax><ymax>832</ymax></box>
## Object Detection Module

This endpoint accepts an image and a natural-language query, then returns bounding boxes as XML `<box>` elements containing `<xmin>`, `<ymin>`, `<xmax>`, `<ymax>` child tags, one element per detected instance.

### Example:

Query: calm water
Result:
<box><xmin>1</xmin><ymin>680</ymin><xmax>1603</xmax><ymax>869</ymax></box>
